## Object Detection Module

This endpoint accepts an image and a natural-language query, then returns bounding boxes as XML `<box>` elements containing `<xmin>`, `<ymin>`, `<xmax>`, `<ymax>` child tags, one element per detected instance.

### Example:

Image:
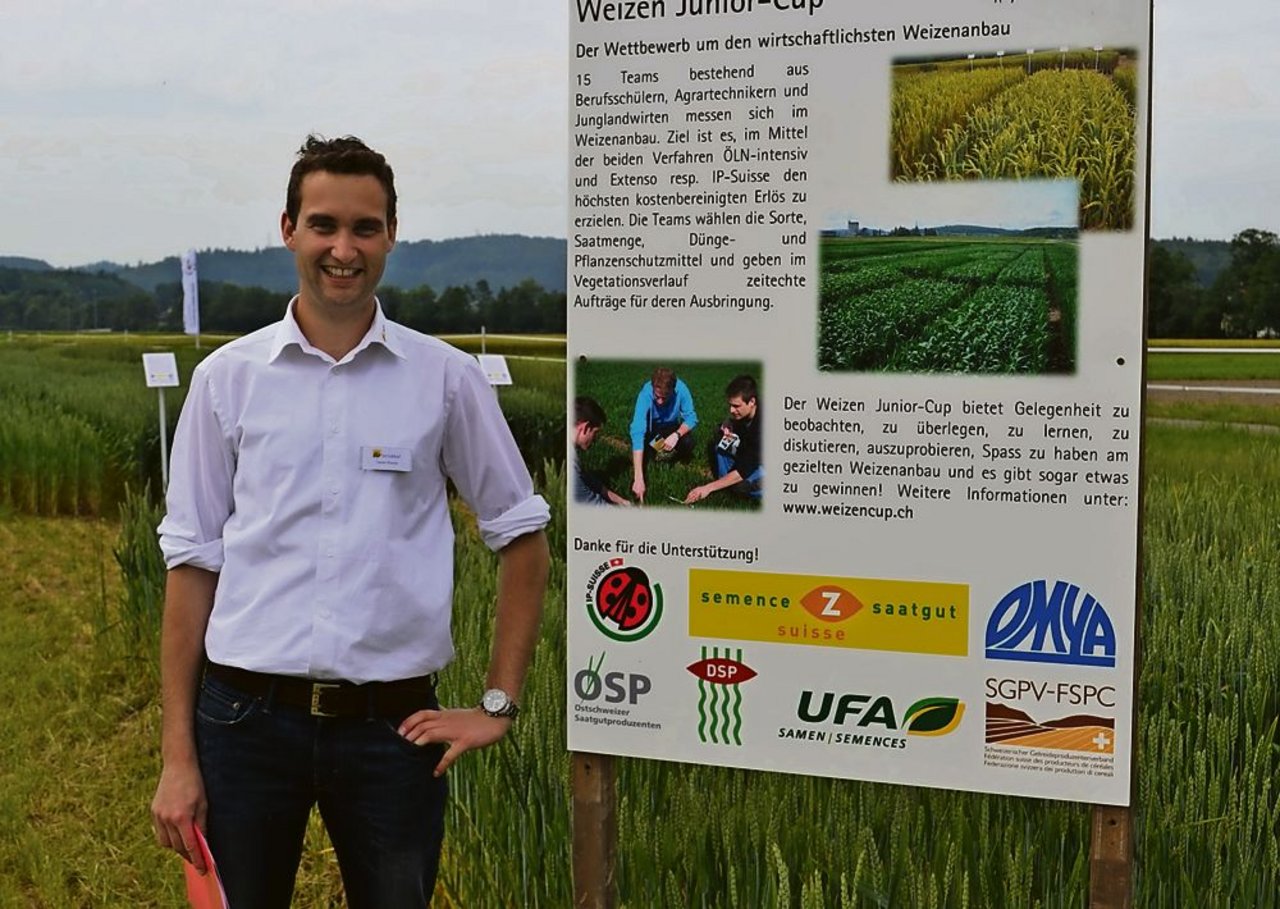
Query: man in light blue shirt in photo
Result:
<box><xmin>629</xmin><ymin>366</ymin><xmax>698</xmax><ymax>503</ymax></box>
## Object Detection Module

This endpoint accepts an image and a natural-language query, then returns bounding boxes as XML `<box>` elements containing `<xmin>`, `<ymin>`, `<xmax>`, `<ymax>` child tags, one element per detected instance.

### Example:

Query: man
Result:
<box><xmin>150</xmin><ymin>135</ymin><xmax>550</xmax><ymax>908</ymax></box>
<box><xmin>684</xmin><ymin>374</ymin><xmax>763</xmax><ymax>503</ymax></box>
<box><xmin>574</xmin><ymin>395</ymin><xmax>631</xmax><ymax>506</ymax></box>
<box><xmin>629</xmin><ymin>366</ymin><xmax>698</xmax><ymax>503</ymax></box>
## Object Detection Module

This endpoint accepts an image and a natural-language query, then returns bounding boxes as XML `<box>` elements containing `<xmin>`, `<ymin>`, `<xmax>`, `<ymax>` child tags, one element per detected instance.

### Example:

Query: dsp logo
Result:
<box><xmin>687</xmin><ymin>646</ymin><xmax>757</xmax><ymax>746</ymax></box>
<box><xmin>585</xmin><ymin>559</ymin><xmax>663</xmax><ymax>642</ymax></box>
<box><xmin>985</xmin><ymin>580</ymin><xmax>1116</xmax><ymax>668</ymax></box>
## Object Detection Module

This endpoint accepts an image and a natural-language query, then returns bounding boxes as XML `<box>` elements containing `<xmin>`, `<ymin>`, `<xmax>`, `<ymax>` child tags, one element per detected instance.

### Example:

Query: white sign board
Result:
<box><xmin>567</xmin><ymin>0</ymin><xmax>1149</xmax><ymax>805</ymax></box>
<box><xmin>142</xmin><ymin>352</ymin><xmax>180</xmax><ymax>388</ymax></box>
<box><xmin>477</xmin><ymin>353</ymin><xmax>514</xmax><ymax>386</ymax></box>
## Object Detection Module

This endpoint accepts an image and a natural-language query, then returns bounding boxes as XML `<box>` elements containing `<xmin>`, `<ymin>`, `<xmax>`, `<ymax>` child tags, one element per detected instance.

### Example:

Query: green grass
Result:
<box><xmin>1146</xmin><ymin>399</ymin><xmax>1280</xmax><ymax>429</ymax></box>
<box><xmin>1148</xmin><ymin>338</ymin><xmax>1280</xmax><ymax>349</ymax></box>
<box><xmin>1146</xmin><ymin>352</ymin><xmax>1280</xmax><ymax>381</ymax></box>
<box><xmin>575</xmin><ymin>358</ymin><xmax>762</xmax><ymax>511</ymax></box>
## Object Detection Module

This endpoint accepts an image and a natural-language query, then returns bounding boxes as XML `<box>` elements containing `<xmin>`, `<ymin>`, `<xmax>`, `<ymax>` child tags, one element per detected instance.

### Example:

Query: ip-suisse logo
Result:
<box><xmin>585</xmin><ymin>559</ymin><xmax>663</xmax><ymax>642</ymax></box>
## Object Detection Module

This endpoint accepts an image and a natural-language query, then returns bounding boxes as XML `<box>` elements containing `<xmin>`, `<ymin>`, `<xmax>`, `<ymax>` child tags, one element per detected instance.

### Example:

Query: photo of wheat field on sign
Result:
<box><xmin>817</xmin><ymin>232</ymin><xmax>1077</xmax><ymax>374</ymax></box>
<box><xmin>891</xmin><ymin>49</ymin><xmax>1138</xmax><ymax>231</ymax></box>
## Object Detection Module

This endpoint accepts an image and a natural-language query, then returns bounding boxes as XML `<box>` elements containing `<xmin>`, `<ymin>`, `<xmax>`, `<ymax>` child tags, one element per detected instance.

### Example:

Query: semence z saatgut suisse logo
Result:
<box><xmin>586</xmin><ymin>559</ymin><xmax>663</xmax><ymax>642</ymax></box>
<box><xmin>985</xmin><ymin>580</ymin><xmax>1117</xmax><ymax>668</ymax></box>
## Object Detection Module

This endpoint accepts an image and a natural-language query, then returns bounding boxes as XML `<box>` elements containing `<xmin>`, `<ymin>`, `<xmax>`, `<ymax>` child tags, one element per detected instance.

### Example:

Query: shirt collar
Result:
<box><xmin>269</xmin><ymin>297</ymin><xmax>406</xmax><ymax>363</ymax></box>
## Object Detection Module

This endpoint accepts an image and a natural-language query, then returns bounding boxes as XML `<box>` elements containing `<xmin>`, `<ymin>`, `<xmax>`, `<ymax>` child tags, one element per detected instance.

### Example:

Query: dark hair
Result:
<box><xmin>725</xmin><ymin>374</ymin><xmax>757</xmax><ymax>402</ymax></box>
<box><xmin>651</xmin><ymin>366</ymin><xmax>676</xmax><ymax>397</ymax></box>
<box><xmin>575</xmin><ymin>396</ymin><xmax>607</xmax><ymax>428</ymax></box>
<box><xmin>285</xmin><ymin>134</ymin><xmax>397</xmax><ymax>227</ymax></box>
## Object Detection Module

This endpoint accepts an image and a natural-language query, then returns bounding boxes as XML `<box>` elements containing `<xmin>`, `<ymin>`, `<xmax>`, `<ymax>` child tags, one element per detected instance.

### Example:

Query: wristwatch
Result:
<box><xmin>480</xmin><ymin>688</ymin><xmax>520</xmax><ymax>719</ymax></box>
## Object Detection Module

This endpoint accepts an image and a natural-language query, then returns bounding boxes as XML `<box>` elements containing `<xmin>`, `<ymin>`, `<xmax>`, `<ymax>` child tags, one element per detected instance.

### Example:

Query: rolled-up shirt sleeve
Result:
<box><xmin>441</xmin><ymin>357</ymin><xmax>550</xmax><ymax>551</ymax></box>
<box><xmin>157</xmin><ymin>365</ymin><xmax>236</xmax><ymax>571</ymax></box>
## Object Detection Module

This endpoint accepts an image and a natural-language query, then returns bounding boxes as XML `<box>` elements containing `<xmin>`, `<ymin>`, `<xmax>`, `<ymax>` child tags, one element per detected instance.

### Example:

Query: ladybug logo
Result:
<box><xmin>586</xmin><ymin>559</ymin><xmax>663</xmax><ymax>642</ymax></box>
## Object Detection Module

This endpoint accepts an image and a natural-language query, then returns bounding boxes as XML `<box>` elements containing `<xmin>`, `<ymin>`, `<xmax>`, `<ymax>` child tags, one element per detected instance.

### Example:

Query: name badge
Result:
<box><xmin>361</xmin><ymin>446</ymin><xmax>412</xmax><ymax>472</ymax></box>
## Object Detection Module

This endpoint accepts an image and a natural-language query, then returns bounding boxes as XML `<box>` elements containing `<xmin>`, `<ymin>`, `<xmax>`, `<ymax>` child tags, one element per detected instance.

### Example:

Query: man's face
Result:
<box><xmin>727</xmin><ymin>394</ymin><xmax>756</xmax><ymax>421</ymax></box>
<box><xmin>575</xmin><ymin>421</ymin><xmax>600</xmax><ymax>450</ymax></box>
<box><xmin>653</xmin><ymin>388</ymin><xmax>669</xmax><ymax>407</ymax></box>
<box><xmin>281</xmin><ymin>170</ymin><xmax>396</xmax><ymax>317</ymax></box>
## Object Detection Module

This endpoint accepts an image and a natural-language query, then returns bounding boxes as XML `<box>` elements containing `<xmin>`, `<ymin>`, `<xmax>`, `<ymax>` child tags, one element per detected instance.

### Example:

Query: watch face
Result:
<box><xmin>483</xmin><ymin>689</ymin><xmax>510</xmax><ymax>713</ymax></box>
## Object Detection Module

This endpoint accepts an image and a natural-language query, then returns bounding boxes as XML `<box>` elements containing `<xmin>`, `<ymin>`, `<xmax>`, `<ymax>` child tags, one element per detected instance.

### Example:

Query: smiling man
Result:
<box><xmin>150</xmin><ymin>135</ymin><xmax>550</xmax><ymax>908</ymax></box>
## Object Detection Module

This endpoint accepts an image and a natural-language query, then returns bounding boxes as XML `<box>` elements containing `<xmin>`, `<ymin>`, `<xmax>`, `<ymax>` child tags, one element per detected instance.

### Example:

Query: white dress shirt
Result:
<box><xmin>158</xmin><ymin>300</ymin><xmax>550</xmax><ymax>683</ymax></box>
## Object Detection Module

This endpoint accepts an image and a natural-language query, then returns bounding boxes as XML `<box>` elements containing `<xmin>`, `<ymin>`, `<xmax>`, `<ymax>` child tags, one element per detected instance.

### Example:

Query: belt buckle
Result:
<box><xmin>310</xmin><ymin>682</ymin><xmax>341</xmax><ymax>717</ymax></box>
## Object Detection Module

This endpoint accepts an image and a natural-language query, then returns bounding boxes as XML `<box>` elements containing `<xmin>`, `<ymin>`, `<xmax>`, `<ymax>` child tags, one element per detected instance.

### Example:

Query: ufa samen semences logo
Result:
<box><xmin>585</xmin><ymin>559</ymin><xmax>663</xmax><ymax>642</ymax></box>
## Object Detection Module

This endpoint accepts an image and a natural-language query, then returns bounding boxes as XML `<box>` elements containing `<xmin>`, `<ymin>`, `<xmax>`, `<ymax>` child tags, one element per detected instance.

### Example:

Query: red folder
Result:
<box><xmin>183</xmin><ymin>825</ymin><xmax>229</xmax><ymax>909</ymax></box>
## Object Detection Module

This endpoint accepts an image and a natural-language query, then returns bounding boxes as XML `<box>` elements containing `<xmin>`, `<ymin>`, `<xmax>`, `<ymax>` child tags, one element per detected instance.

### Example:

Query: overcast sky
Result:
<box><xmin>0</xmin><ymin>1</ymin><xmax>1271</xmax><ymax>266</ymax></box>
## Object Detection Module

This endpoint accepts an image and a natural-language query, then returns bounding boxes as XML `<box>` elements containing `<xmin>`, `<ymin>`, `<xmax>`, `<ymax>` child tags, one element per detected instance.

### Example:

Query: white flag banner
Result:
<box><xmin>180</xmin><ymin>249</ymin><xmax>200</xmax><ymax>336</ymax></box>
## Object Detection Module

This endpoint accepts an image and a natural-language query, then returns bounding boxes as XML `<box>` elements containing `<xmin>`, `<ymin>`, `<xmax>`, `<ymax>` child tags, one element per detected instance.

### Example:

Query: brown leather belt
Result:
<box><xmin>205</xmin><ymin>662</ymin><xmax>437</xmax><ymax>718</ymax></box>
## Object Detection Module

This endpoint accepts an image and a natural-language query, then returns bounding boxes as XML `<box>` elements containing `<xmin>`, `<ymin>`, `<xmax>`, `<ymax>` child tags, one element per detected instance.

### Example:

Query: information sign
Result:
<box><xmin>142</xmin><ymin>352</ymin><xmax>180</xmax><ymax>388</ymax></box>
<box><xmin>477</xmin><ymin>353</ymin><xmax>515</xmax><ymax>386</ymax></box>
<box><xmin>567</xmin><ymin>0</ymin><xmax>1149</xmax><ymax>805</ymax></box>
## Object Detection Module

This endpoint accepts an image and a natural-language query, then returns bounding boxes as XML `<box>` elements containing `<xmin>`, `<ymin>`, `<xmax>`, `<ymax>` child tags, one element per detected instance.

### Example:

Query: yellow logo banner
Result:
<box><xmin>688</xmin><ymin>568</ymin><xmax>968</xmax><ymax>656</ymax></box>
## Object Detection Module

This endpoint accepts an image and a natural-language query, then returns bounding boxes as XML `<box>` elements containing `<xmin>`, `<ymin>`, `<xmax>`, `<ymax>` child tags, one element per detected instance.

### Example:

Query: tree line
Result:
<box><xmin>1149</xmin><ymin>229</ymin><xmax>1280</xmax><ymax>338</ymax></box>
<box><xmin>0</xmin><ymin>269</ymin><xmax>567</xmax><ymax>335</ymax></box>
<box><xmin>6</xmin><ymin>228</ymin><xmax>1278</xmax><ymax>340</ymax></box>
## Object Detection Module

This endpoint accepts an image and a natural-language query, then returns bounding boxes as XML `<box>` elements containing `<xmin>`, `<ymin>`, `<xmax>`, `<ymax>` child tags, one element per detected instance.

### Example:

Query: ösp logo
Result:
<box><xmin>586</xmin><ymin>559</ymin><xmax>663</xmax><ymax>642</ymax></box>
<box><xmin>574</xmin><ymin>653</ymin><xmax>653</xmax><ymax>704</ymax></box>
<box><xmin>985</xmin><ymin>580</ymin><xmax>1116</xmax><ymax>668</ymax></box>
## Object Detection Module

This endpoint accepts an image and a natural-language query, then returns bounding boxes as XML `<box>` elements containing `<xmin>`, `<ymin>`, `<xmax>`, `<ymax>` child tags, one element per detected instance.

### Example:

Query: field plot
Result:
<box><xmin>0</xmin><ymin>332</ymin><xmax>564</xmax><ymax>517</ymax></box>
<box><xmin>818</xmin><ymin>236</ymin><xmax>1077</xmax><ymax>374</ymax></box>
<box><xmin>6</xmin><ymin>335</ymin><xmax>1280</xmax><ymax>905</ymax></box>
<box><xmin>892</xmin><ymin>51</ymin><xmax>1138</xmax><ymax>231</ymax></box>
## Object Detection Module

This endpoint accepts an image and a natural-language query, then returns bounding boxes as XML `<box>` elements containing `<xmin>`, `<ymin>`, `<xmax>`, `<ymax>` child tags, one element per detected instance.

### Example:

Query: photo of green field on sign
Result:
<box><xmin>817</xmin><ymin>233</ymin><xmax>1078</xmax><ymax>374</ymax></box>
<box><xmin>891</xmin><ymin>49</ymin><xmax>1138</xmax><ymax>231</ymax></box>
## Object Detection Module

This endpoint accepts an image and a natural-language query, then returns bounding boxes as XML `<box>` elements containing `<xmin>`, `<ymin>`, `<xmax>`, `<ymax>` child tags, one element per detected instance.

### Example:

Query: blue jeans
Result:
<box><xmin>714</xmin><ymin>450</ymin><xmax>764</xmax><ymax>499</ymax></box>
<box><xmin>195</xmin><ymin>674</ymin><xmax>447</xmax><ymax>909</ymax></box>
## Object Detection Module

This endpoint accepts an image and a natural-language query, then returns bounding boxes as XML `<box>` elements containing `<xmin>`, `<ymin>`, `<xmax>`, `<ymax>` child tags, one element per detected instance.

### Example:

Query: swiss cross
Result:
<box><xmin>1092</xmin><ymin>732</ymin><xmax>1112</xmax><ymax>751</ymax></box>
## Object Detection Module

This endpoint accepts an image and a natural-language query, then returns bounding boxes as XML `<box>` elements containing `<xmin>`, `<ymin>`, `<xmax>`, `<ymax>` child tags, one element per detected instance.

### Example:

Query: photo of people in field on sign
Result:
<box><xmin>574</xmin><ymin>359</ymin><xmax>763</xmax><ymax>511</ymax></box>
<box><xmin>891</xmin><ymin>47</ymin><xmax>1138</xmax><ymax>231</ymax></box>
<box><xmin>817</xmin><ymin>183</ymin><xmax>1078</xmax><ymax>375</ymax></box>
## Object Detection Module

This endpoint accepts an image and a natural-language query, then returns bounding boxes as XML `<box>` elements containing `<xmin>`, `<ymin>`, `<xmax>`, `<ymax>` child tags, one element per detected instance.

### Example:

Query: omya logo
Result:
<box><xmin>687</xmin><ymin>646</ymin><xmax>757</xmax><ymax>746</ymax></box>
<box><xmin>985</xmin><ymin>580</ymin><xmax>1116</xmax><ymax>668</ymax></box>
<box><xmin>585</xmin><ymin>559</ymin><xmax>663</xmax><ymax>642</ymax></box>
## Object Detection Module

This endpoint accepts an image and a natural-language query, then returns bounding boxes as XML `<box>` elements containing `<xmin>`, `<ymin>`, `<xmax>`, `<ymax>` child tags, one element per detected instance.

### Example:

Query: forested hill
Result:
<box><xmin>1154</xmin><ymin>238</ymin><xmax>1231</xmax><ymax>287</ymax></box>
<box><xmin>1</xmin><ymin>234</ymin><xmax>568</xmax><ymax>333</ymax></box>
<box><xmin>77</xmin><ymin>234</ymin><xmax>567</xmax><ymax>294</ymax></box>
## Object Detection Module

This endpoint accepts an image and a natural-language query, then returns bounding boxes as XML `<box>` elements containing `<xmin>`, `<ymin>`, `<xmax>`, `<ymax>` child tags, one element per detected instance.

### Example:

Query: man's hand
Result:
<box><xmin>398</xmin><ymin>707</ymin><xmax>513</xmax><ymax>777</ymax></box>
<box><xmin>631</xmin><ymin>476</ymin><xmax>646</xmax><ymax>503</ymax></box>
<box><xmin>663</xmin><ymin>431</ymin><xmax>680</xmax><ymax>452</ymax></box>
<box><xmin>151</xmin><ymin>760</ymin><xmax>209</xmax><ymax>874</ymax></box>
<box><xmin>684</xmin><ymin>484</ymin><xmax>711</xmax><ymax>504</ymax></box>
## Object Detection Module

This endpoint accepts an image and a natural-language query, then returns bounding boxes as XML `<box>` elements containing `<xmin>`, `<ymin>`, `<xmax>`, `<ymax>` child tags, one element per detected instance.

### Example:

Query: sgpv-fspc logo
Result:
<box><xmin>985</xmin><ymin>580</ymin><xmax>1116</xmax><ymax>668</ymax></box>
